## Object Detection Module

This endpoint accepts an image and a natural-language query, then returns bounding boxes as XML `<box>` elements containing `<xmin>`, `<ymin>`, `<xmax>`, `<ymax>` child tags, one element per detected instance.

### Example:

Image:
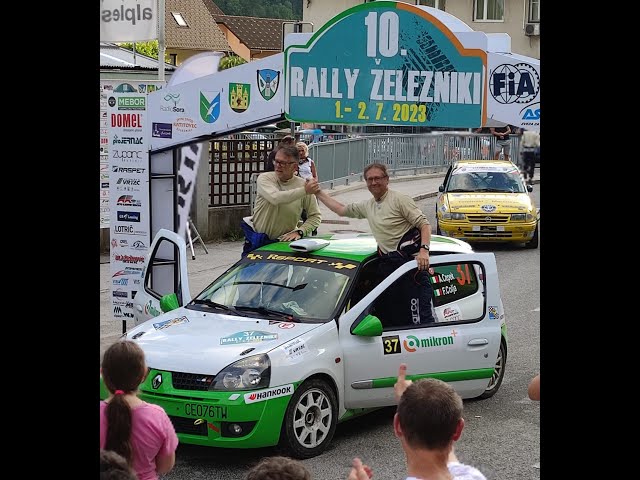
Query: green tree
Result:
<box><xmin>118</xmin><ymin>41</ymin><xmax>158</xmax><ymax>58</ymax></box>
<box><xmin>218</xmin><ymin>54</ymin><xmax>248</xmax><ymax>71</ymax></box>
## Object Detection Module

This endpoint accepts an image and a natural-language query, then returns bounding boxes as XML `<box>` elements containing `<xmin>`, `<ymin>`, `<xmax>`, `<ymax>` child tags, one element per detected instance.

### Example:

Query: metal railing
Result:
<box><xmin>243</xmin><ymin>132</ymin><xmax>521</xmax><ymax>212</ymax></box>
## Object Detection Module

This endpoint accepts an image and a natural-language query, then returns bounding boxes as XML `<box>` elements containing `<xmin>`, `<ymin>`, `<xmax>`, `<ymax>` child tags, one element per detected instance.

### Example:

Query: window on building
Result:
<box><xmin>171</xmin><ymin>12</ymin><xmax>188</xmax><ymax>27</ymax></box>
<box><xmin>169</xmin><ymin>53</ymin><xmax>177</xmax><ymax>66</ymax></box>
<box><xmin>473</xmin><ymin>0</ymin><xmax>504</xmax><ymax>21</ymax></box>
<box><xmin>419</xmin><ymin>0</ymin><xmax>446</xmax><ymax>10</ymax></box>
<box><xmin>528</xmin><ymin>0</ymin><xmax>540</xmax><ymax>22</ymax></box>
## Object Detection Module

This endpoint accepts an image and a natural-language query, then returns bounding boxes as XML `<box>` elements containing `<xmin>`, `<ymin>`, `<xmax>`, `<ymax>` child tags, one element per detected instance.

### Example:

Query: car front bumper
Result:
<box><xmin>438</xmin><ymin>219</ymin><xmax>537</xmax><ymax>243</ymax></box>
<box><xmin>100</xmin><ymin>371</ymin><xmax>297</xmax><ymax>449</ymax></box>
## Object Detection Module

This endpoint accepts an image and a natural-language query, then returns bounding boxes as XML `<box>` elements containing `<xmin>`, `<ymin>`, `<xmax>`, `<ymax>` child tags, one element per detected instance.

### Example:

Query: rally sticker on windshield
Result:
<box><xmin>220</xmin><ymin>331</ymin><xmax>278</xmax><ymax>345</ymax></box>
<box><xmin>244</xmin><ymin>384</ymin><xmax>294</xmax><ymax>404</ymax></box>
<box><xmin>153</xmin><ymin>316</ymin><xmax>189</xmax><ymax>330</ymax></box>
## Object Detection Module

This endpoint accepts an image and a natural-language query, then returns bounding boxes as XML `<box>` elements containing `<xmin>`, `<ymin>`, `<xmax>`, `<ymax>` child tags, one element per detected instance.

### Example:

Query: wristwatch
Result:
<box><xmin>296</xmin><ymin>229</ymin><xmax>304</xmax><ymax>238</ymax></box>
<box><xmin>420</xmin><ymin>244</ymin><xmax>430</xmax><ymax>251</ymax></box>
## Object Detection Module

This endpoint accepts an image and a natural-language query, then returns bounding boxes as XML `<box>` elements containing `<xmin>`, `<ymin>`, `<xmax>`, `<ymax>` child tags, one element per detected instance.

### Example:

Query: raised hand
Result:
<box><xmin>347</xmin><ymin>457</ymin><xmax>373</xmax><ymax>480</ymax></box>
<box><xmin>305</xmin><ymin>178</ymin><xmax>320</xmax><ymax>194</ymax></box>
<box><xmin>394</xmin><ymin>363</ymin><xmax>413</xmax><ymax>402</ymax></box>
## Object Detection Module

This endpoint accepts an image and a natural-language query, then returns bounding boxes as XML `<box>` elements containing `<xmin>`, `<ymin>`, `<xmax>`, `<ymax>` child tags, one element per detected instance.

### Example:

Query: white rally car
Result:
<box><xmin>101</xmin><ymin>230</ymin><xmax>507</xmax><ymax>458</ymax></box>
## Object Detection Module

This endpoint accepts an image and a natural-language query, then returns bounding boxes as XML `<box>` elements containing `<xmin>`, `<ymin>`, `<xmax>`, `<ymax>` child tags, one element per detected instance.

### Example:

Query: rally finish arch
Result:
<box><xmin>107</xmin><ymin>1</ymin><xmax>540</xmax><ymax>324</ymax></box>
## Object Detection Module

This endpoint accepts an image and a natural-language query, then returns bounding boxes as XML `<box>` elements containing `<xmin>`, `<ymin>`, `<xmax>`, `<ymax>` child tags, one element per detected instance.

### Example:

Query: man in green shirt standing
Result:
<box><xmin>312</xmin><ymin>163</ymin><xmax>434</xmax><ymax>324</ymax></box>
<box><xmin>242</xmin><ymin>145</ymin><xmax>321</xmax><ymax>256</ymax></box>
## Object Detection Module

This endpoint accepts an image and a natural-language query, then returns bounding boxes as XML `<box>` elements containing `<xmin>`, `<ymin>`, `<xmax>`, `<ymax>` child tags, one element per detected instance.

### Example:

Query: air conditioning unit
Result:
<box><xmin>524</xmin><ymin>23</ymin><xmax>540</xmax><ymax>36</ymax></box>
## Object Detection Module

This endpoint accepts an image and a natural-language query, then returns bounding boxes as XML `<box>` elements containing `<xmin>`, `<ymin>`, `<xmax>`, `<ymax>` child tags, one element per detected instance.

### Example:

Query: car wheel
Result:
<box><xmin>476</xmin><ymin>340</ymin><xmax>506</xmax><ymax>399</ymax></box>
<box><xmin>524</xmin><ymin>224</ymin><xmax>539</xmax><ymax>249</ymax></box>
<box><xmin>280</xmin><ymin>378</ymin><xmax>338</xmax><ymax>459</ymax></box>
<box><xmin>436</xmin><ymin>221</ymin><xmax>442</xmax><ymax>236</ymax></box>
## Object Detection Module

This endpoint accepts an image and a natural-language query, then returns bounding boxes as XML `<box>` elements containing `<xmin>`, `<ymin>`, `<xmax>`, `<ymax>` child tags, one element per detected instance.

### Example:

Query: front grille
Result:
<box><xmin>169</xmin><ymin>415</ymin><xmax>208</xmax><ymax>436</ymax></box>
<box><xmin>463</xmin><ymin>231</ymin><xmax>513</xmax><ymax>238</ymax></box>
<box><xmin>171</xmin><ymin>371</ymin><xmax>216</xmax><ymax>391</ymax></box>
<box><xmin>467</xmin><ymin>215</ymin><xmax>509</xmax><ymax>223</ymax></box>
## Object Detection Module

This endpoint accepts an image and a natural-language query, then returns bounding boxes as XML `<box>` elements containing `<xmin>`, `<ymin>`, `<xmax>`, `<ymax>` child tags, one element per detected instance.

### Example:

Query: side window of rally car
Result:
<box><xmin>370</xmin><ymin>261</ymin><xmax>485</xmax><ymax>330</ymax></box>
<box><xmin>429</xmin><ymin>262</ymin><xmax>484</xmax><ymax>323</ymax></box>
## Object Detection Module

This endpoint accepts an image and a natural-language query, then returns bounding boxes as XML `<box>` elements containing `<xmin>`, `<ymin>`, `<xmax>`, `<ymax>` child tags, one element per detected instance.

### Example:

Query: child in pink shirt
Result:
<box><xmin>100</xmin><ymin>340</ymin><xmax>179</xmax><ymax>480</ymax></box>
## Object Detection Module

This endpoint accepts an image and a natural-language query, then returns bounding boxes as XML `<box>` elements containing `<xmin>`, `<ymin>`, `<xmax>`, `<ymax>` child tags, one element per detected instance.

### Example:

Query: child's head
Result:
<box><xmin>101</xmin><ymin>340</ymin><xmax>147</xmax><ymax>395</ymax></box>
<box><xmin>246</xmin><ymin>456</ymin><xmax>312</xmax><ymax>480</ymax></box>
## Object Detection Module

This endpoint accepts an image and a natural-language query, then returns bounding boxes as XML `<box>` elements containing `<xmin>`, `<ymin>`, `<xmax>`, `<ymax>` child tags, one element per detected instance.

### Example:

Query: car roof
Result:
<box><xmin>255</xmin><ymin>233</ymin><xmax>473</xmax><ymax>262</ymax></box>
<box><xmin>453</xmin><ymin>159</ymin><xmax>518</xmax><ymax>169</ymax></box>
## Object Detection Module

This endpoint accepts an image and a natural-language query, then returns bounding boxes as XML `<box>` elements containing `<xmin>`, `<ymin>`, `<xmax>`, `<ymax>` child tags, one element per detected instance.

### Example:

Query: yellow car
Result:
<box><xmin>435</xmin><ymin>160</ymin><xmax>539</xmax><ymax>248</ymax></box>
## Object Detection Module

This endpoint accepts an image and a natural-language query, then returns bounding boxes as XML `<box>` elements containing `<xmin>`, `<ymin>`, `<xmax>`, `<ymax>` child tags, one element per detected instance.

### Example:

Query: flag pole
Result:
<box><xmin>158</xmin><ymin>0</ymin><xmax>166</xmax><ymax>82</ymax></box>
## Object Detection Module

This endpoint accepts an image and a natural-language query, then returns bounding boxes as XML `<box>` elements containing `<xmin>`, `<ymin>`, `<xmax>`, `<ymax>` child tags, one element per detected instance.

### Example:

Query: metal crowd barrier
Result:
<box><xmin>249</xmin><ymin>132</ymin><xmax>521</xmax><ymax>212</ymax></box>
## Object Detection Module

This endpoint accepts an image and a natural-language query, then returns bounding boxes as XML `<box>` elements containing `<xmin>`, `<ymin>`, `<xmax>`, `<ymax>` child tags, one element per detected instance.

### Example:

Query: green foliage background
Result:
<box><xmin>119</xmin><ymin>41</ymin><xmax>163</xmax><ymax>61</ymax></box>
<box><xmin>218</xmin><ymin>55</ymin><xmax>248</xmax><ymax>71</ymax></box>
<box><xmin>214</xmin><ymin>0</ymin><xmax>302</xmax><ymax>19</ymax></box>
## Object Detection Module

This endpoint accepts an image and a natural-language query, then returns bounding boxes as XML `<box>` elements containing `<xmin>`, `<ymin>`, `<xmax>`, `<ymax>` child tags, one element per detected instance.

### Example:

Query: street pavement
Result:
<box><xmin>100</xmin><ymin>167</ymin><xmax>540</xmax><ymax>356</ymax></box>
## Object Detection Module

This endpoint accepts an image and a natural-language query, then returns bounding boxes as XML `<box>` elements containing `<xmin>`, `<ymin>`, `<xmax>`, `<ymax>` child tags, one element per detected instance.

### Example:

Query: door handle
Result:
<box><xmin>467</xmin><ymin>338</ymin><xmax>488</xmax><ymax>346</ymax></box>
<box><xmin>135</xmin><ymin>304</ymin><xmax>143</xmax><ymax>312</ymax></box>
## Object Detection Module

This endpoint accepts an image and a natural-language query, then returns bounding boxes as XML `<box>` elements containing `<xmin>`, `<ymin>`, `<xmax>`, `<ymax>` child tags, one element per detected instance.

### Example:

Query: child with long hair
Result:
<box><xmin>100</xmin><ymin>340</ymin><xmax>178</xmax><ymax>480</ymax></box>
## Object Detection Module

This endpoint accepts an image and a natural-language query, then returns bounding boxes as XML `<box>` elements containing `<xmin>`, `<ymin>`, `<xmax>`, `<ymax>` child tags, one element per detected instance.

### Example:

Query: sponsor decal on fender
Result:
<box><xmin>244</xmin><ymin>384</ymin><xmax>294</xmax><ymax>404</ymax></box>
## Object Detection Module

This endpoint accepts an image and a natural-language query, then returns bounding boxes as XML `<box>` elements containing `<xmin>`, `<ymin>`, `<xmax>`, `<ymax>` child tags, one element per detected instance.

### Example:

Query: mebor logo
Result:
<box><xmin>243</xmin><ymin>384</ymin><xmax>294</xmax><ymax>404</ymax></box>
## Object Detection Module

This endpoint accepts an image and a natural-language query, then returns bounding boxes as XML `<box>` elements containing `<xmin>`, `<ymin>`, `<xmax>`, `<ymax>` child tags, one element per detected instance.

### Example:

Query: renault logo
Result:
<box><xmin>152</xmin><ymin>373</ymin><xmax>163</xmax><ymax>389</ymax></box>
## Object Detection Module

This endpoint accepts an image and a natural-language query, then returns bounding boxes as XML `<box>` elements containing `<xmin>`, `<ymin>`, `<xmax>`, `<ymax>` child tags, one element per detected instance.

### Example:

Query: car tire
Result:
<box><xmin>476</xmin><ymin>340</ymin><xmax>507</xmax><ymax>400</ymax></box>
<box><xmin>524</xmin><ymin>224</ymin><xmax>539</xmax><ymax>249</ymax></box>
<box><xmin>280</xmin><ymin>378</ymin><xmax>338</xmax><ymax>459</ymax></box>
<box><xmin>436</xmin><ymin>221</ymin><xmax>442</xmax><ymax>236</ymax></box>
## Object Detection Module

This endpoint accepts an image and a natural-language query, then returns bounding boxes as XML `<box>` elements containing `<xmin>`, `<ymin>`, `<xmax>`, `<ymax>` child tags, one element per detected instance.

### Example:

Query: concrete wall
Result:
<box><xmin>166</xmin><ymin>47</ymin><xmax>215</xmax><ymax>66</ymax></box>
<box><xmin>217</xmin><ymin>25</ymin><xmax>251</xmax><ymax>61</ymax></box>
<box><xmin>208</xmin><ymin>206</ymin><xmax>249</xmax><ymax>240</ymax></box>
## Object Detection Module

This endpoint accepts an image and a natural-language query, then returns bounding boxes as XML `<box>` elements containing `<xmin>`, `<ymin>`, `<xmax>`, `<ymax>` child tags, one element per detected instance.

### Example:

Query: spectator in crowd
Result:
<box><xmin>388</xmin><ymin>363</ymin><xmax>487</xmax><ymax>480</ymax></box>
<box><xmin>528</xmin><ymin>374</ymin><xmax>540</xmax><ymax>401</ymax></box>
<box><xmin>265</xmin><ymin>135</ymin><xmax>295</xmax><ymax>171</ymax></box>
<box><xmin>245</xmin><ymin>456</ymin><xmax>312</xmax><ymax>480</ymax></box>
<box><xmin>100</xmin><ymin>449</ymin><xmax>138</xmax><ymax>480</ymax></box>
<box><xmin>241</xmin><ymin>144</ymin><xmax>321</xmax><ymax>256</ymax></box>
<box><xmin>520</xmin><ymin>129</ymin><xmax>540</xmax><ymax>185</ymax></box>
<box><xmin>490</xmin><ymin>124</ymin><xmax>512</xmax><ymax>162</ymax></box>
<box><xmin>297</xmin><ymin>141</ymin><xmax>318</xmax><ymax>236</ymax></box>
<box><xmin>473</xmin><ymin>127</ymin><xmax>492</xmax><ymax>159</ymax></box>
<box><xmin>346</xmin><ymin>457</ymin><xmax>374</xmax><ymax>480</ymax></box>
<box><xmin>296</xmin><ymin>142</ymin><xmax>317</xmax><ymax>182</ymax></box>
<box><xmin>311</xmin><ymin>163</ymin><xmax>435</xmax><ymax>324</ymax></box>
<box><xmin>100</xmin><ymin>340</ymin><xmax>178</xmax><ymax>480</ymax></box>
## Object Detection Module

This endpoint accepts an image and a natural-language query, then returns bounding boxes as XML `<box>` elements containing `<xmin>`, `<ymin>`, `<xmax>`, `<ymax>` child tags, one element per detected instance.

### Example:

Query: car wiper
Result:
<box><xmin>191</xmin><ymin>299</ymin><xmax>233</xmax><ymax>311</ymax></box>
<box><xmin>447</xmin><ymin>188</ymin><xmax>472</xmax><ymax>192</ymax></box>
<box><xmin>191</xmin><ymin>299</ymin><xmax>254</xmax><ymax>317</ymax></box>
<box><xmin>234</xmin><ymin>305</ymin><xmax>298</xmax><ymax>322</ymax></box>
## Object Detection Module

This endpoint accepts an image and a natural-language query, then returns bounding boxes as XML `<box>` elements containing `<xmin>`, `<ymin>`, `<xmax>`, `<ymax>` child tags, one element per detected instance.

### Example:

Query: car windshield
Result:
<box><xmin>189</xmin><ymin>258</ymin><xmax>355</xmax><ymax>323</ymax></box>
<box><xmin>447</xmin><ymin>167</ymin><xmax>527</xmax><ymax>193</ymax></box>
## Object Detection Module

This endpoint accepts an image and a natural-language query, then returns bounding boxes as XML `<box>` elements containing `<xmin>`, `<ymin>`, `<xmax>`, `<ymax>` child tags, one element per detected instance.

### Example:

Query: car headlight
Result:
<box><xmin>442</xmin><ymin>212</ymin><xmax>466</xmax><ymax>220</ymax></box>
<box><xmin>511</xmin><ymin>213</ymin><xmax>536</xmax><ymax>221</ymax></box>
<box><xmin>209</xmin><ymin>354</ymin><xmax>271</xmax><ymax>391</ymax></box>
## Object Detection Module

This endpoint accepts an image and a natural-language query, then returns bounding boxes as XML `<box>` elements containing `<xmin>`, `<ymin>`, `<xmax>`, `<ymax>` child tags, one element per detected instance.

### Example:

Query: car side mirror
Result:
<box><xmin>527</xmin><ymin>185</ymin><xmax>533</xmax><ymax>192</ymax></box>
<box><xmin>438</xmin><ymin>185</ymin><xmax>444</xmax><ymax>192</ymax></box>
<box><xmin>351</xmin><ymin>314</ymin><xmax>383</xmax><ymax>337</ymax></box>
<box><xmin>160</xmin><ymin>293</ymin><xmax>180</xmax><ymax>313</ymax></box>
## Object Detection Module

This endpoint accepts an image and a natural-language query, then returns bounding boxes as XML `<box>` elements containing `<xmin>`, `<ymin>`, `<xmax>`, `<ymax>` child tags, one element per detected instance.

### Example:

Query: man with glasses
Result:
<box><xmin>312</xmin><ymin>163</ymin><xmax>435</xmax><ymax>324</ymax></box>
<box><xmin>245</xmin><ymin>145</ymin><xmax>321</xmax><ymax>255</ymax></box>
